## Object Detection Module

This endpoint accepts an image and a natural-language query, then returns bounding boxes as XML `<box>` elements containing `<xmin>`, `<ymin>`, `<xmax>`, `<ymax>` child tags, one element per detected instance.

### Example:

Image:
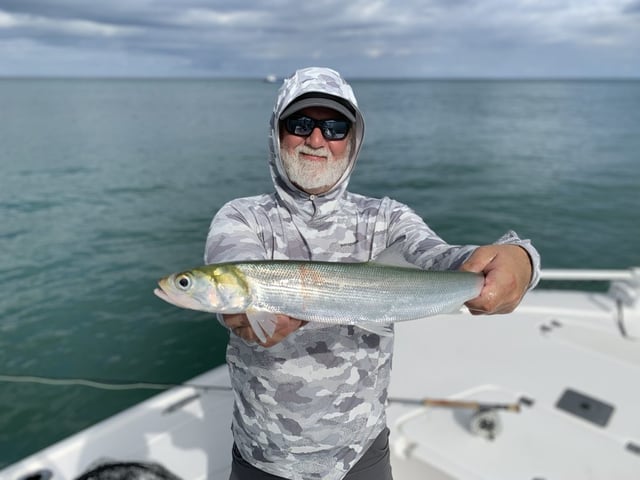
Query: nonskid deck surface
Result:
<box><xmin>387</xmin><ymin>288</ymin><xmax>640</xmax><ymax>479</ymax></box>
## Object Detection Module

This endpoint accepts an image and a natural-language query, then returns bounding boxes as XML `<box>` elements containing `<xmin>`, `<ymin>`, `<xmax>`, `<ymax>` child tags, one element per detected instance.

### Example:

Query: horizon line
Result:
<box><xmin>1</xmin><ymin>74</ymin><xmax>639</xmax><ymax>82</ymax></box>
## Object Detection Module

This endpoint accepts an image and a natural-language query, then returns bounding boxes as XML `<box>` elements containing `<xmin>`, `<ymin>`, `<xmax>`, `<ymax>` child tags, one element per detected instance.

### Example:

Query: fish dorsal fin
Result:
<box><xmin>371</xmin><ymin>242</ymin><xmax>421</xmax><ymax>269</ymax></box>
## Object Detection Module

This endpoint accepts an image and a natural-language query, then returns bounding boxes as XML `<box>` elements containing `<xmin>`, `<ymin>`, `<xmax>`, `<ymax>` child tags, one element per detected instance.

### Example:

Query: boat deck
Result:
<box><xmin>388</xmin><ymin>290</ymin><xmax>640</xmax><ymax>479</ymax></box>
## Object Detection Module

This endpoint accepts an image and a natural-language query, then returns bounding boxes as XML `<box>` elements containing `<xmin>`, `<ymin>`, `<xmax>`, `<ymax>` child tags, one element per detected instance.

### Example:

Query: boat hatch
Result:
<box><xmin>556</xmin><ymin>388</ymin><xmax>614</xmax><ymax>427</ymax></box>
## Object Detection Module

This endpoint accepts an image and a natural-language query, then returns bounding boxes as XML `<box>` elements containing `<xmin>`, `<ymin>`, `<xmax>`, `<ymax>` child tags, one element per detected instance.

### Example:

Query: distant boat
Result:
<box><xmin>264</xmin><ymin>74</ymin><xmax>278</xmax><ymax>83</ymax></box>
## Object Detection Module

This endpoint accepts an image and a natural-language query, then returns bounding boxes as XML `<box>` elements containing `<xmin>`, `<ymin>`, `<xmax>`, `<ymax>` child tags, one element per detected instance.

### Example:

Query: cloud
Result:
<box><xmin>623</xmin><ymin>0</ymin><xmax>640</xmax><ymax>13</ymax></box>
<box><xmin>0</xmin><ymin>0</ymin><xmax>638</xmax><ymax>77</ymax></box>
<box><xmin>0</xmin><ymin>10</ymin><xmax>140</xmax><ymax>37</ymax></box>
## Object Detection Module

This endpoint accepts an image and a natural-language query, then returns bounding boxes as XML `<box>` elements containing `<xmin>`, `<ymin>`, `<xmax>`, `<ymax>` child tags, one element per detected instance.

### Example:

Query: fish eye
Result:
<box><xmin>176</xmin><ymin>274</ymin><xmax>192</xmax><ymax>290</ymax></box>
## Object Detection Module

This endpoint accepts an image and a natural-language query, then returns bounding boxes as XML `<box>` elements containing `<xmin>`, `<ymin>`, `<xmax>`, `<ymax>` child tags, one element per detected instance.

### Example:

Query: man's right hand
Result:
<box><xmin>223</xmin><ymin>313</ymin><xmax>307</xmax><ymax>347</ymax></box>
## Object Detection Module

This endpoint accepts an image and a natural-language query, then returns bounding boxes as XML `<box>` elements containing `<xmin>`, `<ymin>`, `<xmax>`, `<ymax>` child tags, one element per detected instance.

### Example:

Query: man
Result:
<box><xmin>205</xmin><ymin>67</ymin><xmax>540</xmax><ymax>480</ymax></box>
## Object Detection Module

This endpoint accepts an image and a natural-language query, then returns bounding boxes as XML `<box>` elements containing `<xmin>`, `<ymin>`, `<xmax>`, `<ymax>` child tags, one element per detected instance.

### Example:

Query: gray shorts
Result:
<box><xmin>229</xmin><ymin>427</ymin><xmax>392</xmax><ymax>480</ymax></box>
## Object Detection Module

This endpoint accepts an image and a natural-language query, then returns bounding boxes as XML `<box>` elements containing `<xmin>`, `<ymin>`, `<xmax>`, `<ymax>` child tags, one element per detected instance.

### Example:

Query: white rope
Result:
<box><xmin>0</xmin><ymin>374</ymin><xmax>232</xmax><ymax>392</ymax></box>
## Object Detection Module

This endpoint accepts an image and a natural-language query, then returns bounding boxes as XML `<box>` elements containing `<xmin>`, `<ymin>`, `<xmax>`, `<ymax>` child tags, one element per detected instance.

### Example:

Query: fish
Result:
<box><xmin>154</xmin><ymin>259</ymin><xmax>484</xmax><ymax>342</ymax></box>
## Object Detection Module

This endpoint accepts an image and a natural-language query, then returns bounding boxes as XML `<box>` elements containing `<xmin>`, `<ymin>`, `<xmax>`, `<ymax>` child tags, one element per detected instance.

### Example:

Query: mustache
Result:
<box><xmin>295</xmin><ymin>144</ymin><xmax>331</xmax><ymax>158</ymax></box>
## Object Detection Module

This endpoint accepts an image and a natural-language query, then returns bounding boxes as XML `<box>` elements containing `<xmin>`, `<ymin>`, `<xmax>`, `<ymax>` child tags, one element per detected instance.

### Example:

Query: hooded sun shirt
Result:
<box><xmin>204</xmin><ymin>67</ymin><xmax>541</xmax><ymax>480</ymax></box>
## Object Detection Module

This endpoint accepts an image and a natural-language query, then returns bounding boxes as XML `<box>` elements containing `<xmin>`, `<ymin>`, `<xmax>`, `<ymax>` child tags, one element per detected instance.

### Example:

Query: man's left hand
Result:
<box><xmin>459</xmin><ymin>244</ymin><xmax>533</xmax><ymax>315</ymax></box>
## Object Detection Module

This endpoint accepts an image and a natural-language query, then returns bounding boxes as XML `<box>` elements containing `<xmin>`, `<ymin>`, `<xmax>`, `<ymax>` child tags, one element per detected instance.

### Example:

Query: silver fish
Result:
<box><xmin>154</xmin><ymin>260</ymin><xmax>483</xmax><ymax>342</ymax></box>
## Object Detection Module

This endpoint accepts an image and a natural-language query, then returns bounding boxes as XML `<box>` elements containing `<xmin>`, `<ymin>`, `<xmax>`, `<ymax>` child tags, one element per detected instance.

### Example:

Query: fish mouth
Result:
<box><xmin>154</xmin><ymin>279</ymin><xmax>173</xmax><ymax>304</ymax></box>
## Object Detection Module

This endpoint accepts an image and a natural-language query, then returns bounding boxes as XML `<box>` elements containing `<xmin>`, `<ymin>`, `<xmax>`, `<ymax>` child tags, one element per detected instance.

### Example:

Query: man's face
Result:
<box><xmin>280</xmin><ymin>106</ymin><xmax>352</xmax><ymax>195</ymax></box>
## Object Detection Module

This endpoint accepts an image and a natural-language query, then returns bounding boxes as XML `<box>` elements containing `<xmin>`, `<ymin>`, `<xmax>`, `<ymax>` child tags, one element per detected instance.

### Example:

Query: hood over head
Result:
<box><xmin>280</xmin><ymin>92</ymin><xmax>356</xmax><ymax>123</ymax></box>
<box><xmin>268</xmin><ymin>67</ymin><xmax>365</xmax><ymax>219</ymax></box>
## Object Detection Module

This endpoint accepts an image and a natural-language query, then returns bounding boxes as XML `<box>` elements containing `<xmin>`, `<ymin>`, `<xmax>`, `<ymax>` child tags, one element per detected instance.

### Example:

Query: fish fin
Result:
<box><xmin>442</xmin><ymin>305</ymin><xmax>466</xmax><ymax>315</ymax></box>
<box><xmin>358</xmin><ymin>323</ymin><xmax>394</xmax><ymax>337</ymax></box>
<box><xmin>246</xmin><ymin>310</ymin><xmax>278</xmax><ymax>343</ymax></box>
<box><xmin>371</xmin><ymin>242</ymin><xmax>420</xmax><ymax>269</ymax></box>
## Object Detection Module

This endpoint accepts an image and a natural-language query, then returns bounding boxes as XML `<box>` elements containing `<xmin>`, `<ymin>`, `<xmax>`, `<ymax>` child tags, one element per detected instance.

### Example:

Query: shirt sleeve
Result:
<box><xmin>385</xmin><ymin>201</ymin><xmax>477</xmax><ymax>270</ymax></box>
<box><xmin>385</xmin><ymin>200</ymin><xmax>541</xmax><ymax>291</ymax></box>
<box><xmin>204</xmin><ymin>200</ymin><xmax>269</xmax><ymax>265</ymax></box>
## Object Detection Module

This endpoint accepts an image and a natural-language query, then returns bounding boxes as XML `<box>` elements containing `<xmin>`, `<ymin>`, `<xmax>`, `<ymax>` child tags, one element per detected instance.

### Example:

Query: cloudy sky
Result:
<box><xmin>1</xmin><ymin>0</ymin><xmax>639</xmax><ymax>78</ymax></box>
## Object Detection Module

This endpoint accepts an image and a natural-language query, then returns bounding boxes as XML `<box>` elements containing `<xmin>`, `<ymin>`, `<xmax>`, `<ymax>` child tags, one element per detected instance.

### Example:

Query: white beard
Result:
<box><xmin>281</xmin><ymin>143</ymin><xmax>351</xmax><ymax>194</ymax></box>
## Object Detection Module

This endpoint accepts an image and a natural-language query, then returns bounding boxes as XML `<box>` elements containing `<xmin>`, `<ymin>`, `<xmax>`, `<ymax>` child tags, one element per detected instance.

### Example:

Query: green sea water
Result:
<box><xmin>0</xmin><ymin>78</ymin><xmax>639</xmax><ymax>467</ymax></box>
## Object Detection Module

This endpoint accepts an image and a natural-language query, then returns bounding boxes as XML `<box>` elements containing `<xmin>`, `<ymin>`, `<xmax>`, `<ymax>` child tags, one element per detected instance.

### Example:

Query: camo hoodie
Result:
<box><xmin>204</xmin><ymin>67</ymin><xmax>541</xmax><ymax>480</ymax></box>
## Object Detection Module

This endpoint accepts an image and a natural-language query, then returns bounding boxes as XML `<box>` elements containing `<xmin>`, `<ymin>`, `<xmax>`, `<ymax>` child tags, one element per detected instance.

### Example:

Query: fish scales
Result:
<box><xmin>233</xmin><ymin>261</ymin><xmax>482</xmax><ymax>325</ymax></box>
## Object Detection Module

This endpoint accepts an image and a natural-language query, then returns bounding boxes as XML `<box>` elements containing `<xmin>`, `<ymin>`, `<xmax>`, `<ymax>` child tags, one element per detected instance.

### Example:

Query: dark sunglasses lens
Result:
<box><xmin>322</xmin><ymin>120</ymin><xmax>349</xmax><ymax>140</ymax></box>
<box><xmin>284</xmin><ymin>116</ymin><xmax>351</xmax><ymax>140</ymax></box>
<box><xmin>286</xmin><ymin>117</ymin><xmax>314</xmax><ymax>136</ymax></box>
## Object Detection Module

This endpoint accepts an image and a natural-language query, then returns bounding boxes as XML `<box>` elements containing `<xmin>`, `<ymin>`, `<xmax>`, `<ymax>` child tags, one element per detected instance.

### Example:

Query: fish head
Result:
<box><xmin>154</xmin><ymin>265</ymin><xmax>250</xmax><ymax>313</ymax></box>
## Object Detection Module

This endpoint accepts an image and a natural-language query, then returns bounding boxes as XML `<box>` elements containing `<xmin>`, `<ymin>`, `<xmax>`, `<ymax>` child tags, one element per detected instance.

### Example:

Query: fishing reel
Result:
<box><xmin>468</xmin><ymin>408</ymin><xmax>502</xmax><ymax>440</ymax></box>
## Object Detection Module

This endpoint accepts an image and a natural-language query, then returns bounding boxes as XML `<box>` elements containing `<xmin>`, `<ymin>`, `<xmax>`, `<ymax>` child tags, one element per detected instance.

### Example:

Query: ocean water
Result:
<box><xmin>0</xmin><ymin>78</ymin><xmax>639</xmax><ymax>467</ymax></box>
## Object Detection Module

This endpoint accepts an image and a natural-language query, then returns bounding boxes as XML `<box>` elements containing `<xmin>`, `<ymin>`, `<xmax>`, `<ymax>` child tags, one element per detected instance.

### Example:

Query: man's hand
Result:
<box><xmin>223</xmin><ymin>313</ymin><xmax>307</xmax><ymax>347</ymax></box>
<box><xmin>459</xmin><ymin>244</ymin><xmax>533</xmax><ymax>315</ymax></box>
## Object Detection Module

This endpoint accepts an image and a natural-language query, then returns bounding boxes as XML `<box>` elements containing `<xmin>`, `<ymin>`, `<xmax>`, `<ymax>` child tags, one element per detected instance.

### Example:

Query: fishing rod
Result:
<box><xmin>388</xmin><ymin>396</ymin><xmax>523</xmax><ymax>412</ymax></box>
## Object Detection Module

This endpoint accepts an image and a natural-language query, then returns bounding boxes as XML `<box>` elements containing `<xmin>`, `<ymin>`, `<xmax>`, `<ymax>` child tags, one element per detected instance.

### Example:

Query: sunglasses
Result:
<box><xmin>283</xmin><ymin>115</ymin><xmax>351</xmax><ymax>141</ymax></box>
